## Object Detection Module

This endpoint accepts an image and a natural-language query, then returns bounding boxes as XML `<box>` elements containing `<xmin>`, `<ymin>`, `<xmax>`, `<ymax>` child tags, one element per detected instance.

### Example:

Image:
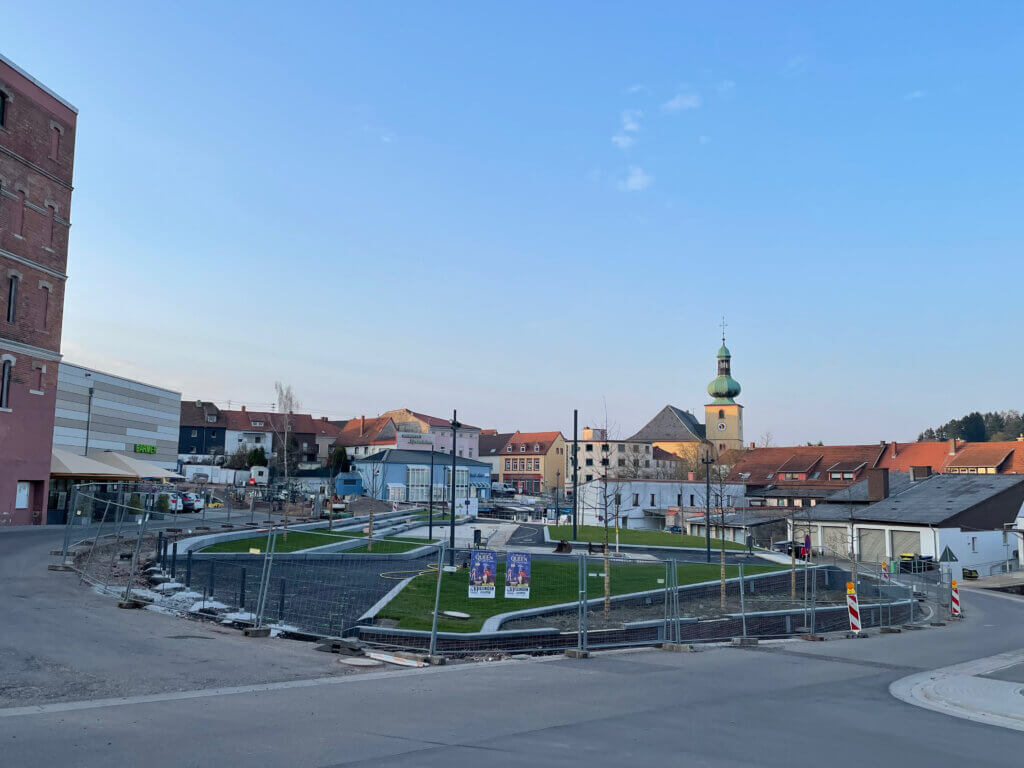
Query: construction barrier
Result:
<box><xmin>951</xmin><ymin>579</ymin><xmax>961</xmax><ymax>617</ymax></box>
<box><xmin>846</xmin><ymin>581</ymin><xmax>862</xmax><ymax>633</ymax></box>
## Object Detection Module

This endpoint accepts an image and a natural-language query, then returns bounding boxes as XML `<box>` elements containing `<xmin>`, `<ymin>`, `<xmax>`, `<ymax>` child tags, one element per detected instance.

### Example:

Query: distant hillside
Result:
<box><xmin>918</xmin><ymin>410</ymin><xmax>1023</xmax><ymax>442</ymax></box>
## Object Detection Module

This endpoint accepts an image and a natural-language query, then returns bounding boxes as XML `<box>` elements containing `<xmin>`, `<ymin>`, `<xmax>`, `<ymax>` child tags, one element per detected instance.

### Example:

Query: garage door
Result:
<box><xmin>891</xmin><ymin>530</ymin><xmax>921</xmax><ymax>558</ymax></box>
<box><xmin>822</xmin><ymin>526</ymin><xmax>849</xmax><ymax>556</ymax></box>
<box><xmin>859</xmin><ymin>529</ymin><xmax>886</xmax><ymax>564</ymax></box>
<box><xmin>793</xmin><ymin>523</ymin><xmax>819</xmax><ymax>547</ymax></box>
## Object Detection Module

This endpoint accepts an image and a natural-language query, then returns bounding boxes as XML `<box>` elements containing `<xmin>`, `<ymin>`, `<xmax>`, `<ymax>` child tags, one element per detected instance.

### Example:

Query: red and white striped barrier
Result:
<box><xmin>846</xmin><ymin>581</ymin><xmax>862</xmax><ymax>633</ymax></box>
<box><xmin>951</xmin><ymin>579</ymin><xmax>962</xmax><ymax>617</ymax></box>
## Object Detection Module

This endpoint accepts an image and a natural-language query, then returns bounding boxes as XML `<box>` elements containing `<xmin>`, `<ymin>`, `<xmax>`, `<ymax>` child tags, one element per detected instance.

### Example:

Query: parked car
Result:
<box><xmin>668</xmin><ymin>525</ymin><xmax>683</xmax><ymax>534</ymax></box>
<box><xmin>772</xmin><ymin>540</ymin><xmax>806</xmax><ymax>556</ymax></box>
<box><xmin>159</xmin><ymin>493</ymin><xmax>183</xmax><ymax>513</ymax></box>
<box><xmin>491</xmin><ymin>481</ymin><xmax>516</xmax><ymax>496</ymax></box>
<box><xmin>182</xmin><ymin>492</ymin><xmax>204</xmax><ymax>512</ymax></box>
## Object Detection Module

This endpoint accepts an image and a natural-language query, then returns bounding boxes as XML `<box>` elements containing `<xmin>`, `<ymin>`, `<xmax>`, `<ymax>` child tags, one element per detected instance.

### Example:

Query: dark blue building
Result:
<box><xmin>178</xmin><ymin>400</ymin><xmax>227</xmax><ymax>459</ymax></box>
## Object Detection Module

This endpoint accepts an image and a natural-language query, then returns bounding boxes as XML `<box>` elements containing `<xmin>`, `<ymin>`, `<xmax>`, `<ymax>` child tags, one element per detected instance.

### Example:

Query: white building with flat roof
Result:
<box><xmin>52</xmin><ymin>362</ymin><xmax>181</xmax><ymax>470</ymax></box>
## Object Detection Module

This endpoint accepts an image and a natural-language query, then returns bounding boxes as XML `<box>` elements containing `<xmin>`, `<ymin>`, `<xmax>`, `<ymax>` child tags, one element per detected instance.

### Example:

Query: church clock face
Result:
<box><xmin>717</xmin><ymin>422</ymin><xmax>727</xmax><ymax>431</ymax></box>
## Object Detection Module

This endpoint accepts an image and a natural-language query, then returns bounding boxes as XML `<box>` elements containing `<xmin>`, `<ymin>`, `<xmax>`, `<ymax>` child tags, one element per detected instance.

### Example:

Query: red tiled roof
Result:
<box><xmin>947</xmin><ymin>444</ymin><xmax>1016</xmax><ymax>470</ymax></box>
<box><xmin>333</xmin><ymin>416</ymin><xmax>392</xmax><ymax>447</ymax></box>
<box><xmin>727</xmin><ymin>444</ymin><xmax>887</xmax><ymax>487</ymax></box>
<box><xmin>220</xmin><ymin>410</ymin><xmax>320</xmax><ymax>436</ymax></box>
<box><xmin>503</xmin><ymin>431</ymin><xmax>564</xmax><ymax>455</ymax></box>
<box><xmin>876</xmin><ymin>440</ymin><xmax>960</xmax><ymax>473</ymax></box>
<box><xmin>382</xmin><ymin>408</ymin><xmax>481</xmax><ymax>431</ymax></box>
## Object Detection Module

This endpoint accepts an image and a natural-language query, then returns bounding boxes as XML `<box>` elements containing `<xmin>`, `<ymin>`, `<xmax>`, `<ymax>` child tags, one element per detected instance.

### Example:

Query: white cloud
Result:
<box><xmin>619</xmin><ymin>166</ymin><xmax>652</xmax><ymax>192</ymax></box>
<box><xmin>904</xmin><ymin>90</ymin><xmax>926</xmax><ymax>101</ymax></box>
<box><xmin>661</xmin><ymin>92</ymin><xmax>701</xmax><ymax>112</ymax></box>
<box><xmin>621</xmin><ymin>109</ymin><xmax>643</xmax><ymax>132</ymax></box>
<box><xmin>611</xmin><ymin>134</ymin><xmax>634</xmax><ymax>149</ymax></box>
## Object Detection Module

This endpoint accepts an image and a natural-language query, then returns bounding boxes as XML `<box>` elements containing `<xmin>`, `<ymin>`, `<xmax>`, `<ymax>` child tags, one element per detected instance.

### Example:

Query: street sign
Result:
<box><xmin>939</xmin><ymin>546</ymin><xmax>958</xmax><ymax>563</ymax></box>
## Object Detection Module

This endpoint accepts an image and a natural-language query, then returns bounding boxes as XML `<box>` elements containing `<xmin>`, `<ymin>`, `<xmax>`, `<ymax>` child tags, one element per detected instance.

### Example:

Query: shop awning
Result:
<box><xmin>89</xmin><ymin>451</ymin><xmax>184</xmax><ymax>480</ymax></box>
<box><xmin>51</xmin><ymin>448</ymin><xmax>135</xmax><ymax>479</ymax></box>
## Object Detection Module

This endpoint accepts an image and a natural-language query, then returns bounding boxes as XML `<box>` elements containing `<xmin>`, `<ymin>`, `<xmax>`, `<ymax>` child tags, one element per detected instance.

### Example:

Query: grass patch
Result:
<box><xmin>377</xmin><ymin>560</ymin><xmax>784</xmax><ymax>632</ymax></box>
<box><xmin>548</xmin><ymin>525</ymin><xmax>747</xmax><ymax>551</ymax></box>
<box><xmin>201</xmin><ymin>528</ymin><xmax>360</xmax><ymax>553</ymax></box>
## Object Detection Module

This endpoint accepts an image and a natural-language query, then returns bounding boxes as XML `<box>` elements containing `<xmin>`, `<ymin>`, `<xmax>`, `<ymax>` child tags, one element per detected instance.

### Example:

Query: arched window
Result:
<box><xmin>6</xmin><ymin>273</ymin><xmax>19</xmax><ymax>323</ymax></box>
<box><xmin>0</xmin><ymin>91</ymin><xmax>7</xmax><ymax>128</ymax></box>
<box><xmin>0</xmin><ymin>357</ymin><xmax>12</xmax><ymax>408</ymax></box>
<box><xmin>718</xmin><ymin>409</ymin><xmax>724</xmax><ymax>419</ymax></box>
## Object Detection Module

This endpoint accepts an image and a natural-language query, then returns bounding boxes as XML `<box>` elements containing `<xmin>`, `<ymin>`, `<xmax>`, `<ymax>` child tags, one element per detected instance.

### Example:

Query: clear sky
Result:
<box><xmin>4</xmin><ymin>3</ymin><xmax>1022</xmax><ymax>444</ymax></box>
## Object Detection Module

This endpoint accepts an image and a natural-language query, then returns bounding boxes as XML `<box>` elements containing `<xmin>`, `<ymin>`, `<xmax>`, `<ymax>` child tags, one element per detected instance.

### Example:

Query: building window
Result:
<box><xmin>504</xmin><ymin>459</ymin><xmax>510</xmax><ymax>471</ymax></box>
<box><xmin>520</xmin><ymin>445</ymin><xmax>525</xmax><ymax>452</ymax></box>
<box><xmin>617</xmin><ymin>459</ymin><xmax>625</xmax><ymax>467</ymax></box>
<box><xmin>632</xmin><ymin>493</ymin><xmax>639</xmax><ymax>506</ymax></box>
<box><xmin>617</xmin><ymin>444</ymin><xmax>625</xmax><ymax>452</ymax></box>
<box><xmin>585</xmin><ymin>458</ymin><xmax>593</xmax><ymax>466</ymax></box>
<box><xmin>585</xmin><ymin>474</ymin><xmax>593</xmax><ymax>482</ymax></box>
<box><xmin>6</xmin><ymin>274</ymin><xmax>18</xmax><ymax>323</ymax></box>
<box><xmin>0</xmin><ymin>357</ymin><xmax>12</xmax><ymax>408</ymax></box>
<box><xmin>614</xmin><ymin>493</ymin><xmax>621</xmax><ymax>505</ymax></box>
<box><xmin>191</xmin><ymin>429</ymin><xmax>198</xmax><ymax>438</ymax></box>
<box><xmin>46</xmin><ymin>203</ymin><xmax>57</xmax><ymax>247</ymax></box>
<box><xmin>689</xmin><ymin>494</ymin><xmax>695</xmax><ymax>506</ymax></box>
<box><xmin>650</xmin><ymin>493</ymin><xmax>655</xmax><ymax>506</ymax></box>
<box><xmin>49</xmin><ymin>125</ymin><xmax>61</xmax><ymax>160</ymax></box>
<box><xmin>206</xmin><ymin>415</ymin><xmax>217</xmax><ymax>423</ymax></box>
<box><xmin>0</xmin><ymin>91</ymin><xmax>7</xmax><ymax>128</ymax></box>
<box><xmin>600</xmin><ymin>458</ymin><xmax>608</xmax><ymax>466</ymax></box>
<box><xmin>676</xmin><ymin>494</ymin><xmax>682</xmax><ymax>506</ymax></box>
<box><xmin>718</xmin><ymin>409</ymin><xmax>724</xmax><ymax>419</ymax></box>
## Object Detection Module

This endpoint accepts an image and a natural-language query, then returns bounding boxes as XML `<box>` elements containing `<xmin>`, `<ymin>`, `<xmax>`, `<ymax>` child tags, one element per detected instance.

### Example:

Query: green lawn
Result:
<box><xmin>201</xmin><ymin>528</ymin><xmax>360</xmax><ymax>553</ymax></box>
<box><xmin>345</xmin><ymin>537</ymin><xmax>438</xmax><ymax>554</ymax></box>
<box><xmin>377</xmin><ymin>560</ymin><xmax>784</xmax><ymax>632</ymax></box>
<box><xmin>548</xmin><ymin>524</ymin><xmax>747</xmax><ymax>551</ymax></box>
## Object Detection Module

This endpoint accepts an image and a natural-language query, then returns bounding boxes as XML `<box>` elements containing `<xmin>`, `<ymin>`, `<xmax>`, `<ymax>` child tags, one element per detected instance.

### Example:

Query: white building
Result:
<box><xmin>575</xmin><ymin>477</ymin><xmax>749</xmax><ymax>531</ymax></box>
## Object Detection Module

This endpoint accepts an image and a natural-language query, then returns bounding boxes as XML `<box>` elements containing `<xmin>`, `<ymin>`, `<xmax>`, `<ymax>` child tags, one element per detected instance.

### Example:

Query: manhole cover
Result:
<box><xmin>339</xmin><ymin>657</ymin><xmax>383</xmax><ymax>667</ymax></box>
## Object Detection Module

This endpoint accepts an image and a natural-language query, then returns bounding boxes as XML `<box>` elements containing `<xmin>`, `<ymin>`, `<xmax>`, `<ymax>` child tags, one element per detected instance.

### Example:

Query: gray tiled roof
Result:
<box><xmin>628</xmin><ymin>405</ymin><xmax>706</xmax><ymax>442</ymax></box>
<box><xmin>806</xmin><ymin>473</ymin><xmax>1024</xmax><ymax>525</ymax></box>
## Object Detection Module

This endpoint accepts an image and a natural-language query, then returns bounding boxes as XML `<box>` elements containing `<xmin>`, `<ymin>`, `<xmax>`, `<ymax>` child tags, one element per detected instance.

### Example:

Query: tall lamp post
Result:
<box><xmin>428</xmin><ymin>448</ymin><xmax>435</xmax><ymax>540</ymax></box>
<box><xmin>572</xmin><ymin>409</ymin><xmax>579</xmax><ymax>540</ymax></box>
<box><xmin>449</xmin><ymin>410</ymin><xmax>459</xmax><ymax>565</ymax></box>
<box><xmin>555</xmin><ymin>470</ymin><xmax>560</xmax><ymax>523</ymax></box>
<box><xmin>701</xmin><ymin>450</ymin><xmax>715</xmax><ymax>564</ymax></box>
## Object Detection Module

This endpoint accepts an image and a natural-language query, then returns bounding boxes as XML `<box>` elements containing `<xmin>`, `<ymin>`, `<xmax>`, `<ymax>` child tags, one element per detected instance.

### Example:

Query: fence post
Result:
<box><xmin>209</xmin><ymin>561</ymin><xmax>216</xmax><ymax>598</ymax></box>
<box><xmin>739</xmin><ymin>562</ymin><xmax>747</xmax><ymax>638</ymax></box>
<box><xmin>663</xmin><ymin>559</ymin><xmax>671</xmax><ymax>643</ymax></box>
<box><xmin>123</xmin><ymin>510</ymin><xmax>151</xmax><ymax>604</ymax></box>
<box><xmin>79</xmin><ymin>500</ymin><xmax>111</xmax><ymax>584</ymax></box>
<box><xmin>278</xmin><ymin>578</ymin><xmax>286</xmax><ymax>622</ymax></box>
<box><xmin>428</xmin><ymin>543</ymin><xmax>445</xmax><ymax>657</ymax></box>
<box><xmin>170</xmin><ymin>541</ymin><xmax>178</xmax><ymax>580</ymax></box>
<box><xmin>239</xmin><ymin>568</ymin><xmax>247</xmax><ymax>611</ymax></box>
<box><xmin>103</xmin><ymin>500</ymin><xmax>129</xmax><ymax>592</ymax></box>
<box><xmin>185</xmin><ymin>550</ymin><xmax>192</xmax><ymax>587</ymax></box>
<box><xmin>156</xmin><ymin>532</ymin><xmax>164</xmax><ymax>569</ymax></box>
<box><xmin>254</xmin><ymin>527</ymin><xmax>277</xmax><ymax>628</ymax></box>
<box><xmin>580</xmin><ymin>554</ymin><xmax>589</xmax><ymax>653</ymax></box>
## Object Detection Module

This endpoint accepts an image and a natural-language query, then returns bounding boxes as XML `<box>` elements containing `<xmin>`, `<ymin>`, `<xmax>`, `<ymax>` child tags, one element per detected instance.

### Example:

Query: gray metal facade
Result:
<box><xmin>53</xmin><ymin>363</ymin><xmax>181</xmax><ymax>469</ymax></box>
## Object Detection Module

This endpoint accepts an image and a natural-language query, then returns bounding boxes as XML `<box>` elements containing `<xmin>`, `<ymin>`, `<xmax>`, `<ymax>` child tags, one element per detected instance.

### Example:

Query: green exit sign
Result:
<box><xmin>134</xmin><ymin>444</ymin><xmax>157</xmax><ymax>454</ymax></box>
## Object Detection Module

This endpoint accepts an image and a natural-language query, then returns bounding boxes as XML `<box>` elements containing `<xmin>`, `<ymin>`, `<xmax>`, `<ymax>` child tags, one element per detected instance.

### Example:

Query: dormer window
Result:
<box><xmin>251</xmin><ymin>420</ymin><xmax>264</xmax><ymax>427</ymax></box>
<box><xmin>534</xmin><ymin>444</ymin><xmax>540</xmax><ymax>452</ymax></box>
<box><xmin>206</xmin><ymin>415</ymin><xmax>217</xmax><ymax>423</ymax></box>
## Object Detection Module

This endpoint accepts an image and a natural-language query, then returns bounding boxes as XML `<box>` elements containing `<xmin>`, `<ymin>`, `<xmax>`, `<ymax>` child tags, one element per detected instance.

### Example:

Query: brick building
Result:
<box><xmin>0</xmin><ymin>55</ymin><xmax>77</xmax><ymax>525</ymax></box>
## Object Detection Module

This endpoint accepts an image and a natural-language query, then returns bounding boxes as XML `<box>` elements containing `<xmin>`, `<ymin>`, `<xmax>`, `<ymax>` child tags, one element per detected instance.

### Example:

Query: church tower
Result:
<box><xmin>704</xmin><ymin>330</ymin><xmax>744</xmax><ymax>454</ymax></box>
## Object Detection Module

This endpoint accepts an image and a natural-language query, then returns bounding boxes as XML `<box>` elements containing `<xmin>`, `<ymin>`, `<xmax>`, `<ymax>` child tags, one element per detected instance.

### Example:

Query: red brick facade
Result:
<box><xmin>0</xmin><ymin>55</ymin><xmax>76</xmax><ymax>525</ymax></box>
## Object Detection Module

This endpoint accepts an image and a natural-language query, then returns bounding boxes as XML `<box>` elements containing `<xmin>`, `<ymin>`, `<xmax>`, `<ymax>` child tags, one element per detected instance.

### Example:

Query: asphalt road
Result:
<box><xmin>4</xmin><ymin>521</ymin><xmax>1024</xmax><ymax>767</ymax></box>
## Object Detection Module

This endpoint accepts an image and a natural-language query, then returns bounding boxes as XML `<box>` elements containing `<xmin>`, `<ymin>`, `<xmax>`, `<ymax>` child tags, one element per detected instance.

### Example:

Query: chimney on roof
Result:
<box><xmin>891</xmin><ymin>441</ymin><xmax>898</xmax><ymax>459</ymax></box>
<box><xmin>361</xmin><ymin>415</ymin><xmax>365</xmax><ymax>434</ymax></box>
<box><xmin>949</xmin><ymin>438</ymin><xmax>958</xmax><ymax>455</ymax></box>
<box><xmin>749</xmin><ymin>442</ymin><xmax>755</xmax><ymax>449</ymax></box>
<box><xmin>241</xmin><ymin>405</ymin><xmax>246</xmax><ymax>413</ymax></box>
<box><xmin>867</xmin><ymin>467</ymin><xmax>890</xmax><ymax>502</ymax></box>
<box><xmin>321</xmin><ymin>416</ymin><xmax>328</xmax><ymax>422</ymax></box>
<box><xmin>195</xmin><ymin>399</ymin><xmax>202</xmax><ymax>408</ymax></box>
<box><xmin>687</xmin><ymin>471</ymin><xmax>695</xmax><ymax>482</ymax></box>
<box><xmin>910</xmin><ymin>466</ymin><xmax>932</xmax><ymax>482</ymax></box>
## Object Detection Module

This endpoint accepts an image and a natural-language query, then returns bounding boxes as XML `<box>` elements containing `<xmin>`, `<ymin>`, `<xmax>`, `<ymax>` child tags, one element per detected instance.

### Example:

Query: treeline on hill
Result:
<box><xmin>918</xmin><ymin>410</ymin><xmax>1024</xmax><ymax>443</ymax></box>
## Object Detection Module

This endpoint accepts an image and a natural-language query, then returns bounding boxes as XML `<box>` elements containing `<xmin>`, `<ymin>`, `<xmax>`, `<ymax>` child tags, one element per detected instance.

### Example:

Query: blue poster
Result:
<box><xmin>504</xmin><ymin>552</ymin><xmax>531</xmax><ymax>599</ymax></box>
<box><xmin>468</xmin><ymin>550</ymin><xmax>497</xmax><ymax>598</ymax></box>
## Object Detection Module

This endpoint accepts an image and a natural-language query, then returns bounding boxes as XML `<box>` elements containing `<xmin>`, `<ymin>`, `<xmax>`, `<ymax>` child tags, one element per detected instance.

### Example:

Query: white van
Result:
<box><xmin>491</xmin><ymin>481</ymin><xmax>516</xmax><ymax>496</ymax></box>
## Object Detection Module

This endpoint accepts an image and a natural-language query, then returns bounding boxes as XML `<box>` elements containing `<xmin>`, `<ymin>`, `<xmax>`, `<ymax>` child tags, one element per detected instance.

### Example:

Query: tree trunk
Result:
<box><xmin>719</xmin><ymin>512</ymin><xmax>727</xmax><ymax>611</ymax></box>
<box><xmin>790</xmin><ymin>517</ymin><xmax>796</xmax><ymax>600</ymax></box>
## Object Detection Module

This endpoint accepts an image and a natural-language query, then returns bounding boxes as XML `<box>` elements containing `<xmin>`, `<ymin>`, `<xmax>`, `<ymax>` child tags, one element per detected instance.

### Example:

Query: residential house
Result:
<box><xmin>575</xmin><ymin>477</ymin><xmax>749</xmax><ymax>531</ymax></box>
<box><xmin>478</xmin><ymin>430</ymin><xmax>513</xmax><ymax>482</ymax></box>
<box><xmin>498</xmin><ymin>431</ymin><xmax>566</xmax><ymax>494</ymax></box>
<box><xmin>879</xmin><ymin>438</ymin><xmax>1024</xmax><ymax>476</ymax></box>
<box><xmin>178</xmin><ymin>400</ymin><xmax>227</xmax><ymax>461</ymax></box>
<box><xmin>791</xmin><ymin>468</ymin><xmax>1024</xmax><ymax>581</ymax></box>
<box><xmin>379</xmin><ymin>408</ymin><xmax>482</xmax><ymax>458</ymax></box>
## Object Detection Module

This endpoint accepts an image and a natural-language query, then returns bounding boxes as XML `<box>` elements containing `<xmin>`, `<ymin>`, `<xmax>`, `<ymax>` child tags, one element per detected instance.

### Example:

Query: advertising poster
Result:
<box><xmin>468</xmin><ymin>550</ymin><xmax>497</xmax><ymax>598</ymax></box>
<box><xmin>504</xmin><ymin>552</ymin><xmax>532</xmax><ymax>599</ymax></box>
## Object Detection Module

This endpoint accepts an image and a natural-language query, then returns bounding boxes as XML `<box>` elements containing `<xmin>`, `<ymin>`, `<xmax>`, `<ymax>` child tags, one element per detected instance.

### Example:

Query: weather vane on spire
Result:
<box><xmin>720</xmin><ymin>316</ymin><xmax>727</xmax><ymax>344</ymax></box>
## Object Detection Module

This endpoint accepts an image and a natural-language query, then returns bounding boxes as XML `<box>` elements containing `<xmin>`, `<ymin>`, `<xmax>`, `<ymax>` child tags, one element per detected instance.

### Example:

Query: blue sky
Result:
<box><xmin>4</xmin><ymin>3</ymin><xmax>1022</xmax><ymax>443</ymax></box>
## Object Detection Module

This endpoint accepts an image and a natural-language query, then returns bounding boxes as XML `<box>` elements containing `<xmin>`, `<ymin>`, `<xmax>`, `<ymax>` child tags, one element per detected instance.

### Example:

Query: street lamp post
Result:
<box><xmin>555</xmin><ymin>470</ymin><xmax>560</xmax><ymax>523</ymax></box>
<box><xmin>701</xmin><ymin>450</ymin><xmax>715</xmax><ymax>564</ymax></box>
<box><xmin>428</xmin><ymin>448</ymin><xmax>435</xmax><ymax>540</ymax></box>
<box><xmin>572</xmin><ymin>409</ymin><xmax>579</xmax><ymax>540</ymax></box>
<box><xmin>449</xmin><ymin>409</ymin><xmax>459</xmax><ymax>565</ymax></box>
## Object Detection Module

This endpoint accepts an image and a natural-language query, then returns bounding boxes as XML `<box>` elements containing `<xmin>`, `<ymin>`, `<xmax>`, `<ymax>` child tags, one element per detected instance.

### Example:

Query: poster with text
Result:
<box><xmin>504</xmin><ymin>552</ymin><xmax>532</xmax><ymax>599</ymax></box>
<box><xmin>468</xmin><ymin>550</ymin><xmax>497</xmax><ymax>598</ymax></box>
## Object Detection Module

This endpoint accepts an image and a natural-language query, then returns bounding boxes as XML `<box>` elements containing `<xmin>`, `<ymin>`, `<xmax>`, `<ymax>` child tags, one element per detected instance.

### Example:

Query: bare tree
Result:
<box><xmin>757</xmin><ymin>431</ymin><xmax>774</xmax><ymax>448</ymax></box>
<box><xmin>269</xmin><ymin>382</ymin><xmax>301</xmax><ymax>538</ymax></box>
